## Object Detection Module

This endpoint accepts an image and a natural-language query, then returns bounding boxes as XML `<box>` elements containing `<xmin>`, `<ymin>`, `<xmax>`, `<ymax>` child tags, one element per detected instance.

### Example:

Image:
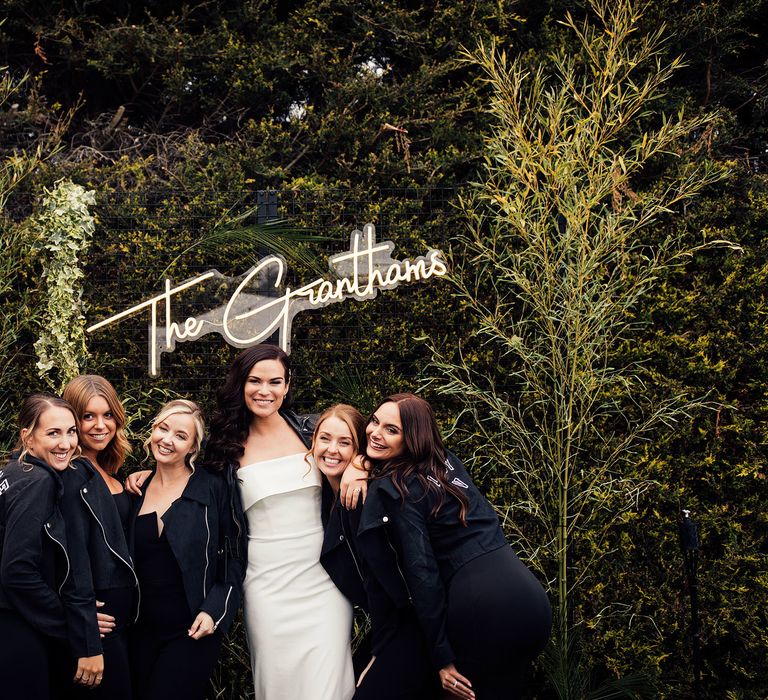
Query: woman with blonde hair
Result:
<box><xmin>62</xmin><ymin>375</ymin><xmax>138</xmax><ymax>700</ymax></box>
<box><xmin>128</xmin><ymin>399</ymin><xmax>244</xmax><ymax>700</ymax></box>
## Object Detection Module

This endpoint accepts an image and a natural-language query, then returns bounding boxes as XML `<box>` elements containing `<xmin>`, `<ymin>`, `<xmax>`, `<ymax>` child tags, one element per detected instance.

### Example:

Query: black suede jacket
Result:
<box><xmin>64</xmin><ymin>458</ymin><xmax>138</xmax><ymax>614</ymax></box>
<box><xmin>0</xmin><ymin>455</ymin><xmax>100</xmax><ymax>657</ymax></box>
<box><xmin>128</xmin><ymin>467</ymin><xmax>244</xmax><ymax>635</ymax></box>
<box><xmin>357</xmin><ymin>452</ymin><xmax>508</xmax><ymax>670</ymax></box>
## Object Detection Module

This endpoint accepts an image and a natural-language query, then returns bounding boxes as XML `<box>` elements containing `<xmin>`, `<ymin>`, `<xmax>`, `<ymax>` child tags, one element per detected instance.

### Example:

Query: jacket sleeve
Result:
<box><xmin>198</xmin><ymin>478</ymin><xmax>244</xmax><ymax>635</ymax></box>
<box><xmin>390</xmin><ymin>490</ymin><xmax>455</xmax><ymax>670</ymax></box>
<box><xmin>59</xmin><ymin>469</ymin><xmax>103</xmax><ymax>657</ymax></box>
<box><xmin>0</xmin><ymin>475</ymin><xmax>68</xmax><ymax>642</ymax></box>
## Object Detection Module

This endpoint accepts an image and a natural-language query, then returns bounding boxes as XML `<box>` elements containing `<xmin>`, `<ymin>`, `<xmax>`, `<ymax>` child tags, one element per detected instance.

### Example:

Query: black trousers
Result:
<box><xmin>71</xmin><ymin>586</ymin><xmax>134</xmax><ymax>700</ymax></box>
<box><xmin>130</xmin><ymin>626</ymin><xmax>223</xmax><ymax>700</ymax></box>
<box><xmin>0</xmin><ymin>609</ymin><xmax>72</xmax><ymax>700</ymax></box>
<box><xmin>353</xmin><ymin>609</ymin><xmax>440</xmax><ymax>700</ymax></box>
<box><xmin>447</xmin><ymin>546</ymin><xmax>552</xmax><ymax>700</ymax></box>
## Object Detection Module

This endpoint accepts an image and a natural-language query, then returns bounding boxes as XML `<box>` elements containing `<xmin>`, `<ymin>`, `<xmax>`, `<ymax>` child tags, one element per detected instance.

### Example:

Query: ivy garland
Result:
<box><xmin>31</xmin><ymin>180</ymin><xmax>96</xmax><ymax>390</ymax></box>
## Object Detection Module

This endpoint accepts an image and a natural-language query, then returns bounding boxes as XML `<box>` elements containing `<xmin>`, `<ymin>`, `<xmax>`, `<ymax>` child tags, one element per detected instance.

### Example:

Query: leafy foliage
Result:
<box><xmin>30</xmin><ymin>179</ymin><xmax>95</xmax><ymax>389</ymax></box>
<box><xmin>426</xmin><ymin>0</ymin><xmax>750</xmax><ymax>696</ymax></box>
<box><xmin>0</xmin><ymin>0</ymin><xmax>766</xmax><ymax>697</ymax></box>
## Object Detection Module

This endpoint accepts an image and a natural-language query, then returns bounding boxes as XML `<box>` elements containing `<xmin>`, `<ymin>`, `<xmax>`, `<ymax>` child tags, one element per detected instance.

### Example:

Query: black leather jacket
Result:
<box><xmin>64</xmin><ymin>458</ymin><xmax>138</xmax><ymax>614</ymax></box>
<box><xmin>358</xmin><ymin>452</ymin><xmax>508</xmax><ymax>669</ymax></box>
<box><xmin>320</xmin><ymin>498</ymin><xmax>367</xmax><ymax>609</ymax></box>
<box><xmin>128</xmin><ymin>467</ymin><xmax>244</xmax><ymax>634</ymax></box>
<box><xmin>0</xmin><ymin>455</ymin><xmax>100</xmax><ymax>656</ymax></box>
<box><xmin>321</xmin><ymin>497</ymin><xmax>411</xmax><ymax>657</ymax></box>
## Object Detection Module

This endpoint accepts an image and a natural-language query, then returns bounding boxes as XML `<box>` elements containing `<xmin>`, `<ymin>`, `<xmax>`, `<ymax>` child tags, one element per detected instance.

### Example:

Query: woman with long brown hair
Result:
<box><xmin>358</xmin><ymin>393</ymin><xmax>551</xmax><ymax>700</ymax></box>
<box><xmin>62</xmin><ymin>376</ymin><xmax>139</xmax><ymax>700</ymax></box>
<box><xmin>204</xmin><ymin>345</ymin><xmax>356</xmax><ymax>700</ymax></box>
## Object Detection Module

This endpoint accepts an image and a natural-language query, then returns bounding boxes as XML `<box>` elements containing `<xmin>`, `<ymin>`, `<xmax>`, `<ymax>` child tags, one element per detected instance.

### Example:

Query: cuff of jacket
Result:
<box><xmin>69</xmin><ymin>632</ymin><xmax>103</xmax><ymax>658</ymax></box>
<box><xmin>200</xmin><ymin>585</ymin><xmax>239</xmax><ymax>635</ymax></box>
<box><xmin>432</xmin><ymin>642</ymin><xmax>455</xmax><ymax>671</ymax></box>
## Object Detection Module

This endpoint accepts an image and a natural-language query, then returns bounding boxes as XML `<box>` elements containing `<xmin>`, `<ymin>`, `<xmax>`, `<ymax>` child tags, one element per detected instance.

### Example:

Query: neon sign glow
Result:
<box><xmin>87</xmin><ymin>223</ymin><xmax>448</xmax><ymax>375</ymax></box>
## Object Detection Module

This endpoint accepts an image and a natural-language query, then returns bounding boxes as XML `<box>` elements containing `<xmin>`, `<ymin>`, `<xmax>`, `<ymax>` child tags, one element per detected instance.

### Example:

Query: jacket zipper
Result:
<box><xmin>80</xmin><ymin>491</ymin><xmax>142</xmax><ymax>622</ymax></box>
<box><xmin>203</xmin><ymin>505</ymin><xmax>210</xmax><ymax>597</ymax></box>
<box><xmin>229</xmin><ymin>467</ymin><xmax>243</xmax><ymax>555</ymax></box>
<box><xmin>43</xmin><ymin>523</ymin><xmax>70</xmax><ymax>596</ymax></box>
<box><xmin>339</xmin><ymin>511</ymin><xmax>364</xmax><ymax>582</ymax></box>
<box><xmin>215</xmin><ymin>586</ymin><xmax>233</xmax><ymax>629</ymax></box>
<box><xmin>384</xmin><ymin>528</ymin><xmax>412</xmax><ymax>603</ymax></box>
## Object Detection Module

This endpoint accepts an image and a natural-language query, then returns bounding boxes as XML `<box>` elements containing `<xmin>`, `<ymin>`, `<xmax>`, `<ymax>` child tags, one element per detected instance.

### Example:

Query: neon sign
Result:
<box><xmin>87</xmin><ymin>223</ymin><xmax>448</xmax><ymax>375</ymax></box>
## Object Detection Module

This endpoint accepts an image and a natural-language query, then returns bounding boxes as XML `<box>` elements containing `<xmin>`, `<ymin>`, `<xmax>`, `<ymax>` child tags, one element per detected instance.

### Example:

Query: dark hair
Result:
<box><xmin>14</xmin><ymin>393</ymin><xmax>78</xmax><ymax>462</ymax></box>
<box><xmin>63</xmin><ymin>375</ymin><xmax>132</xmax><ymax>474</ymax></box>
<box><xmin>204</xmin><ymin>344</ymin><xmax>292</xmax><ymax>473</ymax></box>
<box><xmin>369</xmin><ymin>393</ymin><xmax>469</xmax><ymax>524</ymax></box>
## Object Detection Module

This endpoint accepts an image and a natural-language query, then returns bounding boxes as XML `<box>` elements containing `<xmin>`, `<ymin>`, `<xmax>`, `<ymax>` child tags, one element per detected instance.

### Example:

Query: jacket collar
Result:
<box><xmin>357</xmin><ymin>475</ymin><xmax>402</xmax><ymax>535</ymax></box>
<box><xmin>142</xmin><ymin>466</ymin><xmax>211</xmax><ymax>506</ymax></box>
<box><xmin>182</xmin><ymin>468</ymin><xmax>212</xmax><ymax>505</ymax></box>
<box><xmin>14</xmin><ymin>452</ymin><xmax>66</xmax><ymax>498</ymax></box>
<box><xmin>70</xmin><ymin>455</ymin><xmax>99</xmax><ymax>482</ymax></box>
<box><xmin>279</xmin><ymin>408</ymin><xmax>317</xmax><ymax>448</ymax></box>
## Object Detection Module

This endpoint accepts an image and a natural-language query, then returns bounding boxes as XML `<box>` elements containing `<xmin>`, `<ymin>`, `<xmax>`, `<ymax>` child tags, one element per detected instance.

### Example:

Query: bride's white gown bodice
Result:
<box><xmin>239</xmin><ymin>453</ymin><xmax>354</xmax><ymax>700</ymax></box>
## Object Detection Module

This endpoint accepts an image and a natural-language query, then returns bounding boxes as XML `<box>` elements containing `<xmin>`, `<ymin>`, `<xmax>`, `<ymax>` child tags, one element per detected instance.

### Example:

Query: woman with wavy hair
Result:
<box><xmin>205</xmin><ymin>344</ymin><xmax>355</xmax><ymax>700</ymax></box>
<box><xmin>315</xmin><ymin>402</ymin><xmax>442</xmax><ymax>699</ymax></box>
<box><xmin>63</xmin><ymin>376</ymin><xmax>132</xmax><ymax>486</ymax></box>
<box><xmin>358</xmin><ymin>393</ymin><xmax>551</xmax><ymax>700</ymax></box>
<box><xmin>62</xmin><ymin>375</ymin><xmax>138</xmax><ymax>700</ymax></box>
<box><xmin>129</xmin><ymin>399</ymin><xmax>243</xmax><ymax>700</ymax></box>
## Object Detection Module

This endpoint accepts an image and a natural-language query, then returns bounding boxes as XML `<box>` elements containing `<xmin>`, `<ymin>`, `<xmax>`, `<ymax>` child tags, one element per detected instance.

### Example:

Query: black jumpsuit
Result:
<box><xmin>129</xmin><ymin>513</ymin><xmax>224</xmax><ymax>700</ymax></box>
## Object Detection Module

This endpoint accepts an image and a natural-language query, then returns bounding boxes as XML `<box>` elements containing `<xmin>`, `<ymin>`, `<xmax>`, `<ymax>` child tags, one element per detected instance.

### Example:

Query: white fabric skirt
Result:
<box><xmin>240</xmin><ymin>454</ymin><xmax>354</xmax><ymax>700</ymax></box>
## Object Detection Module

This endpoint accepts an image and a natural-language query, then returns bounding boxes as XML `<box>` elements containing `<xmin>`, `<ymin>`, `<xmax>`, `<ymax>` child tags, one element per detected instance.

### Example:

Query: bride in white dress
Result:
<box><xmin>205</xmin><ymin>344</ymin><xmax>355</xmax><ymax>700</ymax></box>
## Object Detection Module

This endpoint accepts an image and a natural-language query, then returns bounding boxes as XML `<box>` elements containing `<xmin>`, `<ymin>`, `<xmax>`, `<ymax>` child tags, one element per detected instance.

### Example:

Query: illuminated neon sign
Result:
<box><xmin>87</xmin><ymin>223</ymin><xmax>448</xmax><ymax>375</ymax></box>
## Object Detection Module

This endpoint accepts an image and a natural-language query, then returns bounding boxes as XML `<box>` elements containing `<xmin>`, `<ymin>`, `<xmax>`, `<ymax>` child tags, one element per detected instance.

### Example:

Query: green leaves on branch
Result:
<box><xmin>31</xmin><ymin>180</ymin><xmax>96</xmax><ymax>390</ymax></box>
<box><xmin>429</xmin><ymin>0</ymin><xmax>741</xmax><ymax>694</ymax></box>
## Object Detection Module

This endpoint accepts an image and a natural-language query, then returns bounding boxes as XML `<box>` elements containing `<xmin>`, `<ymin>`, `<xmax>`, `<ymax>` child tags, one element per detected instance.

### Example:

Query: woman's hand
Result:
<box><xmin>74</xmin><ymin>654</ymin><xmax>104</xmax><ymax>687</ymax></box>
<box><xmin>125</xmin><ymin>469</ymin><xmax>152</xmax><ymax>496</ymax></box>
<box><xmin>96</xmin><ymin>600</ymin><xmax>115</xmax><ymax>637</ymax></box>
<box><xmin>439</xmin><ymin>663</ymin><xmax>474</xmax><ymax>699</ymax></box>
<box><xmin>340</xmin><ymin>456</ymin><xmax>369</xmax><ymax>509</ymax></box>
<box><xmin>188</xmin><ymin>611</ymin><xmax>216</xmax><ymax>640</ymax></box>
<box><xmin>356</xmin><ymin>655</ymin><xmax>376</xmax><ymax>688</ymax></box>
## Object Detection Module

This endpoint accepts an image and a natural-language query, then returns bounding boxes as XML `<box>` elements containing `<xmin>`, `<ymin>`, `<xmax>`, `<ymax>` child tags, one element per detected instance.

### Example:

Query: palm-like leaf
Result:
<box><xmin>160</xmin><ymin>210</ymin><xmax>328</xmax><ymax>279</ymax></box>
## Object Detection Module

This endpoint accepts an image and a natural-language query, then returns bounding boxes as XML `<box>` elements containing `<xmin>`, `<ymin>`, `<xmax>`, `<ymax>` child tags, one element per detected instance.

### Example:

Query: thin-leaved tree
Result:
<box><xmin>426</xmin><ymin>1</ymin><xmax>739</xmax><ymax>696</ymax></box>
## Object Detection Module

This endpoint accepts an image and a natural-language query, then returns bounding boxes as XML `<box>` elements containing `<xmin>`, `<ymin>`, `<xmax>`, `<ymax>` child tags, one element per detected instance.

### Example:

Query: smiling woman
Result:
<box><xmin>0</xmin><ymin>394</ymin><xmax>104</xmax><ymax>700</ymax></box>
<box><xmin>64</xmin><ymin>376</ymin><xmax>131</xmax><ymax>485</ymax></box>
<box><xmin>62</xmin><ymin>375</ymin><xmax>139</xmax><ymax>700</ymax></box>
<box><xmin>128</xmin><ymin>399</ymin><xmax>243</xmax><ymax>700</ymax></box>
<box><xmin>359</xmin><ymin>394</ymin><xmax>551</xmax><ymax>700</ymax></box>
<box><xmin>205</xmin><ymin>344</ymin><xmax>355</xmax><ymax>700</ymax></box>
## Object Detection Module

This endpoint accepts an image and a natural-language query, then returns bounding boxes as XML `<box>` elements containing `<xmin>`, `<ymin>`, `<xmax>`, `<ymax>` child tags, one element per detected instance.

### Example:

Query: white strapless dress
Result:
<box><xmin>239</xmin><ymin>453</ymin><xmax>354</xmax><ymax>700</ymax></box>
